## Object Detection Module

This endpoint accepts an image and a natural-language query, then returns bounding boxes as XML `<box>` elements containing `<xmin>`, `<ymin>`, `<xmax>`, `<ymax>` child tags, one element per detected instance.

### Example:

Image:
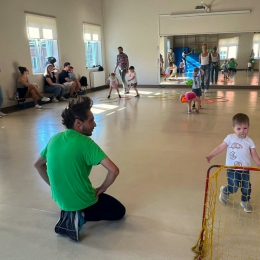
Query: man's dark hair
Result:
<box><xmin>170</xmin><ymin>48</ymin><xmax>173</xmax><ymax>50</ymax></box>
<box><xmin>61</xmin><ymin>96</ymin><xmax>93</xmax><ymax>129</ymax></box>
<box><xmin>118</xmin><ymin>46</ymin><xmax>123</xmax><ymax>50</ymax></box>
<box><xmin>64</xmin><ymin>62</ymin><xmax>70</xmax><ymax>68</ymax></box>
<box><xmin>129</xmin><ymin>66</ymin><xmax>135</xmax><ymax>70</ymax></box>
<box><xmin>232</xmin><ymin>113</ymin><xmax>250</xmax><ymax>127</ymax></box>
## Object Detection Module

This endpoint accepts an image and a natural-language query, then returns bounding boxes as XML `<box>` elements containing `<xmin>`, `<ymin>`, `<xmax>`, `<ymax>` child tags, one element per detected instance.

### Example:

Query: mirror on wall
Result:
<box><xmin>159</xmin><ymin>32</ymin><xmax>260</xmax><ymax>86</ymax></box>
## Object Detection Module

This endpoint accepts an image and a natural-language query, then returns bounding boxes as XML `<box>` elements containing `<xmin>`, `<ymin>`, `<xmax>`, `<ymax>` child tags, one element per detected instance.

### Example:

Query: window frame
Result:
<box><xmin>25</xmin><ymin>13</ymin><xmax>60</xmax><ymax>75</ymax></box>
<box><xmin>83</xmin><ymin>24</ymin><xmax>102</xmax><ymax>68</ymax></box>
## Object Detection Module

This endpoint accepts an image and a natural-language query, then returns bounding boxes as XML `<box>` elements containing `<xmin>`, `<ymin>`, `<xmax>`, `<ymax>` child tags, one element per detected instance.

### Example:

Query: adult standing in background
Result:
<box><xmin>0</xmin><ymin>68</ymin><xmax>7</xmax><ymax>117</ymax></box>
<box><xmin>114</xmin><ymin>46</ymin><xmax>129</xmax><ymax>94</ymax></box>
<box><xmin>199</xmin><ymin>43</ymin><xmax>211</xmax><ymax>93</ymax></box>
<box><xmin>167</xmin><ymin>48</ymin><xmax>175</xmax><ymax>65</ymax></box>
<box><xmin>210</xmin><ymin>46</ymin><xmax>220</xmax><ymax>85</ymax></box>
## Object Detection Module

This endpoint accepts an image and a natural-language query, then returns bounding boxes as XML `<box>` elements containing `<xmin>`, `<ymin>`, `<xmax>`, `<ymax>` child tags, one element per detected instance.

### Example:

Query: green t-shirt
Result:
<box><xmin>41</xmin><ymin>129</ymin><xmax>107</xmax><ymax>211</ymax></box>
<box><xmin>228</xmin><ymin>61</ymin><xmax>236</xmax><ymax>68</ymax></box>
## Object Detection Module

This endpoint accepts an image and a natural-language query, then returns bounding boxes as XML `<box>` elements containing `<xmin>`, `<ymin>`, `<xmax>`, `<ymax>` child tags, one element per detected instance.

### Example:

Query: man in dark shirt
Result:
<box><xmin>59</xmin><ymin>62</ymin><xmax>77</xmax><ymax>98</ymax></box>
<box><xmin>114</xmin><ymin>47</ymin><xmax>129</xmax><ymax>94</ymax></box>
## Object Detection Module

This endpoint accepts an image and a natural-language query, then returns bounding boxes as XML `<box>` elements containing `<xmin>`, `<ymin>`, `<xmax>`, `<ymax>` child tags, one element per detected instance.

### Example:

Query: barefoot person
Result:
<box><xmin>34</xmin><ymin>96</ymin><xmax>125</xmax><ymax>242</ymax></box>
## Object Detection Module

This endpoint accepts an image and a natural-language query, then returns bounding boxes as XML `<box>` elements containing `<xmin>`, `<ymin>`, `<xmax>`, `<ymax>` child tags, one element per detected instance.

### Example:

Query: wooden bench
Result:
<box><xmin>9</xmin><ymin>92</ymin><xmax>54</xmax><ymax>108</ymax></box>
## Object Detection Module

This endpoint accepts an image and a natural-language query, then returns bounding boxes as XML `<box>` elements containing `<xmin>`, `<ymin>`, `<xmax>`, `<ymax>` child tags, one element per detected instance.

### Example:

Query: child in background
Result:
<box><xmin>206</xmin><ymin>113</ymin><xmax>260</xmax><ymax>213</ymax></box>
<box><xmin>247</xmin><ymin>61</ymin><xmax>252</xmax><ymax>72</ymax></box>
<box><xmin>106</xmin><ymin>73</ymin><xmax>121</xmax><ymax>99</ymax></box>
<box><xmin>69</xmin><ymin>66</ymin><xmax>82</xmax><ymax>92</ymax></box>
<box><xmin>128</xmin><ymin>66</ymin><xmax>140</xmax><ymax>97</ymax></box>
<box><xmin>190</xmin><ymin>67</ymin><xmax>204</xmax><ymax>110</ymax></box>
<box><xmin>179</xmin><ymin>60</ymin><xmax>185</xmax><ymax>73</ymax></box>
<box><xmin>221</xmin><ymin>60</ymin><xmax>229</xmax><ymax>80</ymax></box>
<box><xmin>164</xmin><ymin>62</ymin><xmax>173</xmax><ymax>80</ymax></box>
<box><xmin>169</xmin><ymin>63</ymin><xmax>177</xmax><ymax>79</ymax></box>
<box><xmin>180</xmin><ymin>92</ymin><xmax>201</xmax><ymax>114</ymax></box>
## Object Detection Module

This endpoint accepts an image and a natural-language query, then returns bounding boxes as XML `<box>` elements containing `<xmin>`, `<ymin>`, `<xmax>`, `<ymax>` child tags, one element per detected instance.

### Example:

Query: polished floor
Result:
<box><xmin>0</xmin><ymin>88</ymin><xmax>260</xmax><ymax>259</ymax></box>
<box><xmin>160</xmin><ymin>70</ymin><xmax>259</xmax><ymax>86</ymax></box>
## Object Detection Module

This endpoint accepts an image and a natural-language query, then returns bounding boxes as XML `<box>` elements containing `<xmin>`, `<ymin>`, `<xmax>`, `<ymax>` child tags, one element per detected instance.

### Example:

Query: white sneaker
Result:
<box><xmin>204</xmin><ymin>90</ymin><xmax>208</xmax><ymax>93</ymax></box>
<box><xmin>59</xmin><ymin>97</ymin><xmax>68</xmax><ymax>101</ymax></box>
<box><xmin>41</xmin><ymin>97</ymin><xmax>50</xmax><ymax>102</ymax></box>
<box><xmin>52</xmin><ymin>97</ymin><xmax>59</xmax><ymax>103</ymax></box>
<box><xmin>35</xmin><ymin>104</ymin><xmax>42</xmax><ymax>109</ymax></box>
<box><xmin>0</xmin><ymin>111</ymin><xmax>7</xmax><ymax>116</ymax></box>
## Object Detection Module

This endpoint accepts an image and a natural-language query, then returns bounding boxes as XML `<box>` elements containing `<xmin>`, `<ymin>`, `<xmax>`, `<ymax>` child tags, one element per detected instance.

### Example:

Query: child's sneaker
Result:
<box><xmin>118</xmin><ymin>95</ymin><xmax>121</xmax><ymax>98</ymax></box>
<box><xmin>188</xmin><ymin>110</ymin><xmax>192</xmax><ymax>114</ymax></box>
<box><xmin>35</xmin><ymin>104</ymin><xmax>42</xmax><ymax>109</ymax></box>
<box><xmin>135</xmin><ymin>94</ymin><xmax>140</xmax><ymax>97</ymax></box>
<box><xmin>219</xmin><ymin>186</ymin><xmax>228</xmax><ymax>205</ymax></box>
<box><xmin>108</xmin><ymin>95</ymin><xmax>110</xmax><ymax>99</ymax></box>
<box><xmin>240</xmin><ymin>201</ymin><xmax>252</xmax><ymax>213</ymax></box>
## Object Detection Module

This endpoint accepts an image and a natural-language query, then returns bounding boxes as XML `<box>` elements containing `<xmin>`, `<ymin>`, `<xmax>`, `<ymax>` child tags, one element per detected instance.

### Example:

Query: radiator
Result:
<box><xmin>90</xmin><ymin>71</ymin><xmax>106</xmax><ymax>88</ymax></box>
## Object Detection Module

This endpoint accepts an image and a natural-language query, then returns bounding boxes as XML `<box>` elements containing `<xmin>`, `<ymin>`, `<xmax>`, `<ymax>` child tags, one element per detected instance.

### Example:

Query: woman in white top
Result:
<box><xmin>210</xmin><ymin>45</ymin><xmax>220</xmax><ymax>84</ymax></box>
<box><xmin>199</xmin><ymin>43</ymin><xmax>211</xmax><ymax>93</ymax></box>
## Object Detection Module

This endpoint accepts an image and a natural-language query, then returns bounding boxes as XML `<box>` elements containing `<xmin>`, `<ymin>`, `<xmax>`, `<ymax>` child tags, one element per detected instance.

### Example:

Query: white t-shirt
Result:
<box><xmin>108</xmin><ymin>76</ymin><xmax>119</xmax><ymax>87</ymax></box>
<box><xmin>224</xmin><ymin>134</ymin><xmax>255</xmax><ymax>167</ymax></box>
<box><xmin>128</xmin><ymin>71</ymin><xmax>137</xmax><ymax>84</ymax></box>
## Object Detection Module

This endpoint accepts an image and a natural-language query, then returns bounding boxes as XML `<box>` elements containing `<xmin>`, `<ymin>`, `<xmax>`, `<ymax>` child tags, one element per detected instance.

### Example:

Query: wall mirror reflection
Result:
<box><xmin>159</xmin><ymin>32</ymin><xmax>260</xmax><ymax>87</ymax></box>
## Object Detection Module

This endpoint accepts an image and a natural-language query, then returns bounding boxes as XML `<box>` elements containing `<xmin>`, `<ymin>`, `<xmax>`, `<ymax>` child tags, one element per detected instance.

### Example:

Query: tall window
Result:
<box><xmin>25</xmin><ymin>13</ymin><xmax>59</xmax><ymax>74</ymax></box>
<box><xmin>253</xmin><ymin>33</ymin><xmax>260</xmax><ymax>58</ymax></box>
<box><xmin>218</xmin><ymin>37</ymin><xmax>239</xmax><ymax>60</ymax></box>
<box><xmin>83</xmin><ymin>24</ymin><xmax>102</xmax><ymax>68</ymax></box>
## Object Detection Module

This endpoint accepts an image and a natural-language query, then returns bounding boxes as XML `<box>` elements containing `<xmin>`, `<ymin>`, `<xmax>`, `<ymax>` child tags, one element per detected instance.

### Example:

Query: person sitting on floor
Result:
<box><xmin>44</xmin><ymin>64</ymin><xmax>68</xmax><ymax>103</ymax></box>
<box><xmin>17</xmin><ymin>66</ymin><xmax>50</xmax><ymax>109</ymax></box>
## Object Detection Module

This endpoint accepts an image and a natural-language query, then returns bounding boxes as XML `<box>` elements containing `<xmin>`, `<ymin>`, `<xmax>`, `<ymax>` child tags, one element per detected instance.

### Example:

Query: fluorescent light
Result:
<box><xmin>171</xmin><ymin>10</ymin><xmax>250</xmax><ymax>18</ymax></box>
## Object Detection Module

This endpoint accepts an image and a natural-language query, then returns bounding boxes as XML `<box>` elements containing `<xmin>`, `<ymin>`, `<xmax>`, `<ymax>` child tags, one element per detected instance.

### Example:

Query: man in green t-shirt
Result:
<box><xmin>34</xmin><ymin>96</ymin><xmax>125</xmax><ymax>242</ymax></box>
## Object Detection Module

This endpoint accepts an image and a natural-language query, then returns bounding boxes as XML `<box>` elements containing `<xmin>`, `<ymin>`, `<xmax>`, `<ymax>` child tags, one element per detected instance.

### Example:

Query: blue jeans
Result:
<box><xmin>119</xmin><ymin>69</ymin><xmax>129</xmax><ymax>93</ymax></box>
<box><xmin>200</xmin><ymin>64</ymin><xmax>210</xmax><ymax>90</ymax></box>
<box><xmin>223</xmin><ymin>170</ymin><xmax>251</xmax><ymax>202</ymax></box>
<box><xmin>0</xmin><ymin>85</ymin><xmax>3</xmax><ymax>109</ymax></box>
<box><xmin>210</xmin><ymin>63</ymin><xmax>219</xmax><ymax>83</ymax></box>
<box><xmin>44</xmin><ymin>85</ymin><xmax>64</xmax><ymax>98</ymax></box>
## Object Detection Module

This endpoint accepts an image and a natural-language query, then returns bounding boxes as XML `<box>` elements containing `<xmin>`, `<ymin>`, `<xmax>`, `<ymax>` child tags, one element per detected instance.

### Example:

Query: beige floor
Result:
<box><xmin>0</xmin><ymin>88</ymin><xmax>260</xmax><ymax>260</ymax></box>
<box><xmin>160</xmin><ymin>70</ymin><xmax>259</xmax><ymax>86</ymax></box>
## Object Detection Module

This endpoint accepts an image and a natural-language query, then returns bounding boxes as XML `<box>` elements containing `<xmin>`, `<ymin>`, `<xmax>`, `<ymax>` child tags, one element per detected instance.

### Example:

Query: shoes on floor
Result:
<box><xmin>0</xmin><ymin>115</ymin><xmax>2</xmax><ymax>118</ymax></box>
<box><xmin>135</xmin><ymin>94</ymin><xmax>140</xmax><ymax>97</ymax></box>
<box><xmin>124</xmin><ymin>92</ymin><xmax>130</xmax><ymax>94</ymax></box>
<box><xmin>55</xmin><ymin>211</ymin><xmax>80</xmax><ymax>242</ymax></box>
<box><xmin>188</xmin><ymin>110</ymin><xmax>192</xmax><ymax>114</ymax></box>
<box><xmin>219</xmin><ymin>186</ymin><xmax>228</xmax><ymax>205</ymax></box>
<box><xmin>59</xmin><ymin>97</ymin><xmax>68</xmax><ymax>101</ymax></box>
<box><xmin>0</xmin><ymin>111</ymin><xmax>7</xmax><ymax>116</ymax></box>
<box><xmin>118</xmin><ymin>95</ymin><xmax>121</xmax><ymax>98</ymax></box>
<box><xmin>108</xmin><ymin>95</ymin><xmax>110</xmax><ymax>99</ymax></box>
<box><xmin>204</xmin><ymin>90</ymin><xmax>208</xmax><ymax>93</ymax></box>
<box><xmin>52</xmin><ymin>97</ymin><xmax>59</xmax><ymax>103</ymax></box>
<box><xmin>35</xmin><ymin>104</ymin><xmax>42</xmax><ymax>109</ymax></box>
<box><xmin>240</xmin><ymin>201</ymin><xmax>252</xmax><ymax>213</ymax></box>
<box><xmin>41</xmin><ymin>97</ymin><xmax>50</xmax><ymax>102</ymax></box>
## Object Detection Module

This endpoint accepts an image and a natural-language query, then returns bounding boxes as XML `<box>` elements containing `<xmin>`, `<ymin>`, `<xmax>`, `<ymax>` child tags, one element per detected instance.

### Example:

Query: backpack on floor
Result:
<box><xmin>79</xmin><ymin>76</ymin><xmax>88</xmax><ymax>87</ymax></box>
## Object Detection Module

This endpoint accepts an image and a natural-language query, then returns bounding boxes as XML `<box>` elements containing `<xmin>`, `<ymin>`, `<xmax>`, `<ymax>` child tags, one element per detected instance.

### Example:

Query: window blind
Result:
<box><xmin>25</xmin><ymin>13</ymin><xmax>57</xmax><ymax>40</ymax></box>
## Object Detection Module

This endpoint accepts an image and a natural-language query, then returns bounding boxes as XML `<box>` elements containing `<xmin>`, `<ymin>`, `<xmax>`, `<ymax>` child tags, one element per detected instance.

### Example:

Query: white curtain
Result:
<box><xmin>219</xmin><ymin>37</ymin><xmax>239</xmax><ymax>47</ymax></box>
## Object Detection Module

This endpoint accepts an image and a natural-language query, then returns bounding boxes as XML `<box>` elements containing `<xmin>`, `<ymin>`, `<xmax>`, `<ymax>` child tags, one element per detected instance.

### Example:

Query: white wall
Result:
<box><xmin>0</xmin><ymin>0</ymin><xmax>104</xmax><ymax>108</ymax></box>
<box><xmin>103</xmin><ymin>0</ymin><xmax>260</xmax><ymax>85</ymax></box>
